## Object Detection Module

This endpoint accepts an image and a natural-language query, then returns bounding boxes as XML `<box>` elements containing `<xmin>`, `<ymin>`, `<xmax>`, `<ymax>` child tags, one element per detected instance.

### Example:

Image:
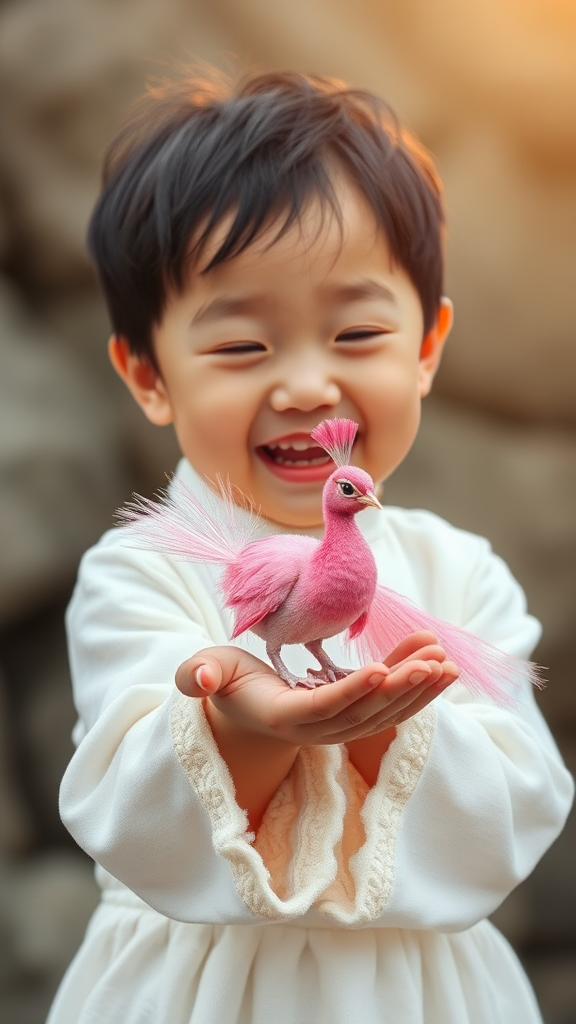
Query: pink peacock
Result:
<box><xmin>119</xmin><ymin>418</ymin><xmax>541</xmax><ymax>700</ymax></box>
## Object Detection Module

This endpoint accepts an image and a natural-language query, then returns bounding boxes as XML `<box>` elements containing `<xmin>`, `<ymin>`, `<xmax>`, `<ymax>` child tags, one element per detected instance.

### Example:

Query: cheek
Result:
<box><xmin>360</xmin><ymin>366</ymin><xmax>420</xmax><ymax>426</ymax></box>
<box><xmin>359</xmin><ymin>378</ymin><xmax>422</xmax><ymax>475</ymax></box>
<box><xmin>172</xmin><ymin>377</ymin><xmax>256</xmax><ymax>471</ymax></box>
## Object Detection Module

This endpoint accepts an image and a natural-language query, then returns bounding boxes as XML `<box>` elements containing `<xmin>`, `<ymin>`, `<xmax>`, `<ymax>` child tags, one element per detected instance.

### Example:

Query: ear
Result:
<box><xmin>108</xmin><ymin>336</ymin><xmax>173</xmax><ymax>425</ymax></box>
<box><xmin>418</xmin><ymin>297</ymin><xmax>453</xmax><ymax>397</ymax></box>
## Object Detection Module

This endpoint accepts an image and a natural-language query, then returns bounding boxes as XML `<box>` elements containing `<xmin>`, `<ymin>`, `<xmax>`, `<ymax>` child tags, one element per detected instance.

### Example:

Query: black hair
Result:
<box><xmin>88</xmin><ymin>68</ymin><xmax>445</xmax><ymax>366</ymax></box>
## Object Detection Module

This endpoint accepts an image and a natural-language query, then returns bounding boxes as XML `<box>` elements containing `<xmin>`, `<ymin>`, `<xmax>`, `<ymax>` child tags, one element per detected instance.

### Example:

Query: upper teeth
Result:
<box><xmin>273</xmin><ymin>439</ymin><xmax>313</xmax><ymax>450</ymax></box>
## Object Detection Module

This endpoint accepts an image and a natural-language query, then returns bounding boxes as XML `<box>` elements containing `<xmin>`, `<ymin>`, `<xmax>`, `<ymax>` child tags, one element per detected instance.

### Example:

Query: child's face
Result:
<box><xmin>112</xmin><ymin>180</ymin><xmax>451</xmax><ymax>528</ymax></box>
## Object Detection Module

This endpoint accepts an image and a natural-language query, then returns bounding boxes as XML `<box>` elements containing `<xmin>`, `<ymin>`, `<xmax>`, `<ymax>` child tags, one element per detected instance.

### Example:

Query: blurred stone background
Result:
<box><xmin>0</xmin><ymin>0</ymin><xmax>574</xmax><ymax>1021</ymax></box>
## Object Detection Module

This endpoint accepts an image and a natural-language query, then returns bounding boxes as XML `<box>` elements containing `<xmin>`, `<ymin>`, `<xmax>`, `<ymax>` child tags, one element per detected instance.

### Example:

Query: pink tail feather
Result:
<box><xmin>116</xmin><ymin>476</ymin><xmax>260</xmax><ymax>565</ymax></box>
<box><xmin>348</xmin><ymin>584</ymin><xmax>543</xmax><ymax>704</ymax></box>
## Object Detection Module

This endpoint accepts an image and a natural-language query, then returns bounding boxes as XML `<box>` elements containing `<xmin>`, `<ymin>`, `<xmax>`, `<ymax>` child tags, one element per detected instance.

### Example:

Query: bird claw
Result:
<box><xmin>307</xmin><ymin>665</ymin><xmax>352</xmax><ymax>685</ymax></box>
<box><xmin>302</xmin><ymin>673</ymin><xmax>323</xmax><ymax>688</ymax></box>
<box><xmin>303</xmin><ymin>665</ymin><xmax>351</xmax><ymax>687</ymax></box>
<box><xmin>281</xmin><ymin>671</ymin><xmax>318</xmax><ymax>689</ymax></box>
<box><xmin>305</xmin><ymin>668</ymin><xmax>333</xmax><ymax>687</ymax></box>
<box><xmin>282</xmin><ymin>669</ymin><xmax>331</xmax><ymax>688</ymax></box>
<box><xmin>331</xmin><ymin>666</ymin><xmax>352</xmax><ymax>681</ymax></box>
<box><xmin>276</xmin><ymin>663</ymin><xmax>352</xmax><ymax>688</ymax></box>
<box><xmin>282</xmin><ymin>674</ymin><xmax>318</xmax><ymax>689</ymax></box>
<box><xmin>272</xmin><ymin>665</ymin><xmax>321</xmax><ymax>689</ymax></box>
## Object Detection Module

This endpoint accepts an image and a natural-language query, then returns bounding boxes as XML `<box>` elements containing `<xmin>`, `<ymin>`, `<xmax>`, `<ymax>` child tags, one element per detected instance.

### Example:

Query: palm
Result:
<box><xmin>182</xmin><ymin>631</ymin><xmax>458</xmax><ymax>747</ymax></box>
<box><xmin>206</xmin><ymin>650</ymin><xmax>323</xmax><ymax>733</ymax></box>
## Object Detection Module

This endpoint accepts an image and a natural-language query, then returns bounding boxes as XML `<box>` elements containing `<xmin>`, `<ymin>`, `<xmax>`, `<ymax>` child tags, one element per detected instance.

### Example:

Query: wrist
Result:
<box><xmin>204</xmin><ymin>697</ymin><xmax>300</xmax><ymax>756</ymax></box>
<box><xmin>346</xmin><ymin>727</ymin><xmax>397</xmax><ymax>788</ymax></box>
<box><xmin>203</xmin><ymin>698</ymin><xmax>300</xmax><ymax>833</ymax></box>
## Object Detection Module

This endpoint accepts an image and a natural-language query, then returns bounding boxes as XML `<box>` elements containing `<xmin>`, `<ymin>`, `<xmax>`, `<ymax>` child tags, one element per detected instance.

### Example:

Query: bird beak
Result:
<box><xmin>357</xmin><ymin>490</ymin><xmax>382</xmax><ymax>510</ymax></box>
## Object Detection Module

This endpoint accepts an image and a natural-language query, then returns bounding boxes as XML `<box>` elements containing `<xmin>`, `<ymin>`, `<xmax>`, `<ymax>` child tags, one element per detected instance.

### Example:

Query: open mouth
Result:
<box><xmin>256</xmin><ymin>432</ymin><xmax>351</xmax><ymax>484</ymax></box>
<box><xmin>259</xmin><ymin>439</ymin><xmax>332</xmax><ymax>467</ymax></box>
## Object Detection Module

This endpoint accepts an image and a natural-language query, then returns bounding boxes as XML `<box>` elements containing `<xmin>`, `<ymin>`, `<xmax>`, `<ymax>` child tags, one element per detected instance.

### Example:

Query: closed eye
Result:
<box><xmin>335</xmin><ymin>328</ymin><xmax>387</xmax><ymax>342</ymax></box>
<box><xmin>212</xmin><ymin>341</ymin><xmax>267</xmax><ymax>354</ymax></box>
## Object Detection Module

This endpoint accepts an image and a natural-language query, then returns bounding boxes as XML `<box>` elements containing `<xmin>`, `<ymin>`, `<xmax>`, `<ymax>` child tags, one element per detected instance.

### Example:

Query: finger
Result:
<box><xmin>364</xmin><ymin>659</ymin><xmax>447</xmax><ymax>720</ymax></box>
<box><xmin>315</xmin><ymin>659</ymin><xmax>440</xmax><ymax>741</ymax></box>
<box><xmin>364</xmin><ymin>661</ymin><xmax>459</xmax><ymax>734</ymax></box>
<box><xmin>437</xmin><ymin>661</ymin><xmax>459</xmax><ymax>684</ymax></box>
<box><xmin>358</xmin><ymin>656</ymin><xmax>444</xmax><ymax>710</ymax></box>
<box><xmin>175</xmin><ymin>645</ymin><xmax>267</xmax><ymax>698</ymax></box>
<box><xmin>302</xmin><ymin>658</ymin><xmax>439</xmax><ymax>738</ymax></box>
<box><xmin>292</xmin><ymin>663</ymin><xmax>390</xmax><ymax>726</ymax></box>
<box><xmin>382</xmin><ymin>631</ymin><xmax>439</xmax><ymax>669</ymax></box>
<box><xmin>387</xmin><ymin>643</ymin><xmax>446</xmax><ymax>673</ymax></box>
<box><xmin>176</xmin><ymin>655</ymin><xmax>223</xmax><ymax>697</ymax></box>
<box><xmin>300</xmin><ymin>659</ymin><xmax>459</xmax><ymax>745</ymax></box>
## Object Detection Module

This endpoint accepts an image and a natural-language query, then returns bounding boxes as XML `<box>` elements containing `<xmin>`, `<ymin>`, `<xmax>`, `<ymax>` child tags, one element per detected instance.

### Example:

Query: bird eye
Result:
<box><xmin>338</xmin><ymin>480</ymin><xmax>356</xmax><ymax>497</ymax></box>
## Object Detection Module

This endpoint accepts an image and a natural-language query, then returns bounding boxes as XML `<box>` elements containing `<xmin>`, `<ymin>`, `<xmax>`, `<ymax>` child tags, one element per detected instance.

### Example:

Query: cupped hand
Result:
<box><xmin>175</xmin><ymin>631</ymin><xmax>458</xmax><ymax>747</ymax></box>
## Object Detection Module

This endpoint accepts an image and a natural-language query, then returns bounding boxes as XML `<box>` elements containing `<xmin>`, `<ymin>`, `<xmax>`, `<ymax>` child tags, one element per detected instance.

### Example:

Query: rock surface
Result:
<box><xmin>0</xmin><ymin>277</ymin><xmax>126</xmax><ymax>623</ymax></box>
<box><xmin>385</xmin><ymin>397</ymin><xmax>576</xmax><ymax>727</ymax></box>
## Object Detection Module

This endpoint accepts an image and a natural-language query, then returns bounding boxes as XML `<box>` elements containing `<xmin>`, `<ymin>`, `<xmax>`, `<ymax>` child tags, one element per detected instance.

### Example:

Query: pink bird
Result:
<box><xmin>120</xmin><ymin>419</ymin><xmax>541</xmax><ymax>700</ymax></box>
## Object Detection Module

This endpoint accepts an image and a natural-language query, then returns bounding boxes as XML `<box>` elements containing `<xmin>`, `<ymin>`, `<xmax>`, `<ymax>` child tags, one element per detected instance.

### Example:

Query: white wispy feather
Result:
<box><xmin>117</xmin><ymin>475</ymin><xmax>262</xmax><ymax>565</ymax></box>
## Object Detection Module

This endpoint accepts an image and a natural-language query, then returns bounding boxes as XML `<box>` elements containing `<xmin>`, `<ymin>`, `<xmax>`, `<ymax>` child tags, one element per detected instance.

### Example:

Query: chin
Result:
<box><xmin>253</xmin><ymin>477</ymin><xmax>324</xmax><ymax>528</ymax></box>
<box><xmin>262</xmin><ymin>499</ymin><xmax>324</xmax><ymax>530</ymax></box>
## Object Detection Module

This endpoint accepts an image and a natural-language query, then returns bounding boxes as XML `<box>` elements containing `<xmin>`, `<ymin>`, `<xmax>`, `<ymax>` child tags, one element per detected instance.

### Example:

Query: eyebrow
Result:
<box><xmin>191</xmin><ymin>295</ymin><xmax>267</xmax><ymax>326</ymax></box>
<box><xmin>190</xmin><ymin>278</ymin><xmax>397</xmax><ymax>327</ymax></box>
<box><xmin>319</xmin><ymin>279</ymin><xmax>397</xmax><ymax>305</ymax></box>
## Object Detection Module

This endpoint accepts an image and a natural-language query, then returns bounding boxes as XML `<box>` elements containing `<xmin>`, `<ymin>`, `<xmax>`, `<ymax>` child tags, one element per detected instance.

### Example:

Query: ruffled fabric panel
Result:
<box><xmin>47</xmin><ymin>902</ymin><xmax>542</xmax><ymax>1024</ymax></box>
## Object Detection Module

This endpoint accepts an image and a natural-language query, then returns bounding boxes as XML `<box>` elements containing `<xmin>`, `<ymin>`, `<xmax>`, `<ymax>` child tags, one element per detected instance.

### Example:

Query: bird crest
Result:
<box><xmin>310</xmin><ymin>418</ymin><xmax>358</xmax><ymax>468</ymax></box>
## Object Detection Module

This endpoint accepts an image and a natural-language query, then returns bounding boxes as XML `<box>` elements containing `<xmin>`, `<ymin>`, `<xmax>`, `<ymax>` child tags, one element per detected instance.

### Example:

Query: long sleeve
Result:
<box><xmin>61</xmin><ymin>525</ymin><xmax>357</xmax><ymax>924</ymax></box>
<box><xmin>60</xmin><ymin>502</ymin><xmax>573</xmax><ymax>932</ymax></box>
<box><xmin>316</xmin><ymin>516</ymin><xmax>574</xmax><ymax>930</ymax></box>
<box><xmin>61</xmin><ymin>528</ymin><xmax>271</xmax><ymax>922</ymax></box>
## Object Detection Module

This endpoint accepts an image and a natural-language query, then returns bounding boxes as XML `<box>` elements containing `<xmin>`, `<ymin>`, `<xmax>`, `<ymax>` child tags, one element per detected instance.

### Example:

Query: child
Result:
<box><xmin>48</xmin><ymin>69</ymin><xmax>573</xmax><ymax>1024</ymax></box>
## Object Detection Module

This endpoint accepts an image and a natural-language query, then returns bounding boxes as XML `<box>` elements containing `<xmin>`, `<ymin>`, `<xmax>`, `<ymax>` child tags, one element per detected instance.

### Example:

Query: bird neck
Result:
<box><xmin>321</xmin><ymin>508</ymin><xmax>366</xmax><ymax>551</ymax></box>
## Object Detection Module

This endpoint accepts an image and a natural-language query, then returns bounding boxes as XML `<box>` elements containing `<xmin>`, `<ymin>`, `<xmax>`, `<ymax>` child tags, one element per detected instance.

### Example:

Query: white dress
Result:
<box><xmin>47</xmin><ymin>460</ymin><xmax>574</xmax><ymax>1024</ymax></box>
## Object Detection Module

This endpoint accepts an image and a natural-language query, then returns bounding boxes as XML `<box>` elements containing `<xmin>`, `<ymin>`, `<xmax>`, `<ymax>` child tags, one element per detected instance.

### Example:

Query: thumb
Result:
<box><xmin>175</xmin><ymin>651</ymin><xmax>222</xmax><ymax>697</ymax></box>
<box><xmin>175</xmin><ymin>645</ymin><xmax>246</xmax><ymax>698</ymax></box>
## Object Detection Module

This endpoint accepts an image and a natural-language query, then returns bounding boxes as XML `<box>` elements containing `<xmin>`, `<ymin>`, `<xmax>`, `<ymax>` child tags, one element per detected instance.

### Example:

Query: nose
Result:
<box><xmin>269</xmin><ymin>358</ymin><xmax>342</xmax><ymax>413</ymax></box>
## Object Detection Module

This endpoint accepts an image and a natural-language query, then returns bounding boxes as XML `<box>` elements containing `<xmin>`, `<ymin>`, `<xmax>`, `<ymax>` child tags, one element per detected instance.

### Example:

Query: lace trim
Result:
<box><xmin>290</xmin><ymin>743</ymin><xmax>345</xmax><ymax>899</ymax></box>
<box><xmin>320</xmin><ymin>755</ymin><xmax>369</xmax><ymax>911</ymax></box>
<box><xmin>319</xmin><ymin>703</ymin><xmax>437</xmax><ymax>924</ymax></box>
<box><xmin>252</xmin><ymin>772</ymin><xmax>298</xmax><ymax>899</ymax></box>
<box><xmin>170</xmin><ymin>692</ymin><xmax>343</xmax><ymax>921</ymax></box>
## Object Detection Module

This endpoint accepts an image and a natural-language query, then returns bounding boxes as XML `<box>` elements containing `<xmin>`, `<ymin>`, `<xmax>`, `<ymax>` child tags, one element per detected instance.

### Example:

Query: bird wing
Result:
<box><xmin>347</xmin><ymin>583</ymin><xmax>542</xmax><ymax>704</ymax></box>
<box><xmin>223</xmin><ymin>534</ymin><xmax>319</xmax><ymax>638</ymax></box>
